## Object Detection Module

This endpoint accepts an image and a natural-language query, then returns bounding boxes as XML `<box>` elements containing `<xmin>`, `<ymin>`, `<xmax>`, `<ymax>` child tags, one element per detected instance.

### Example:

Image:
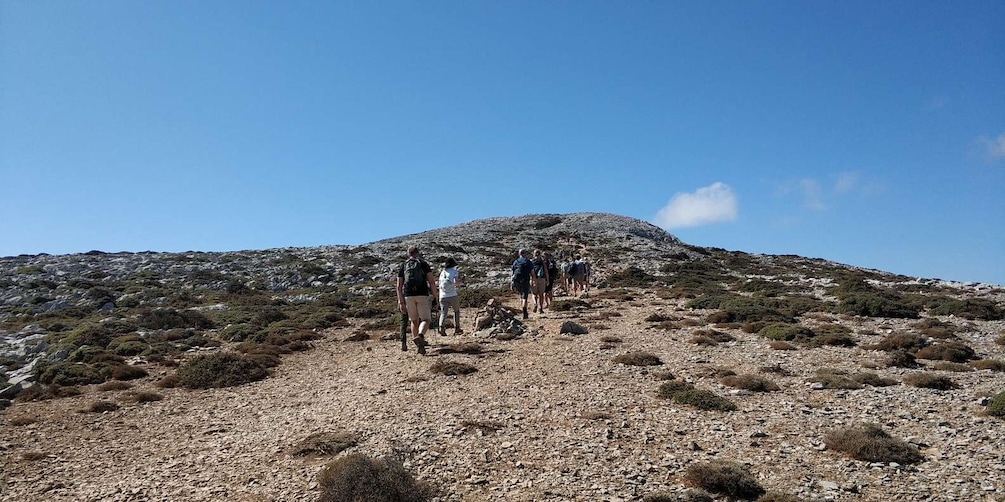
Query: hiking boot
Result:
<box><xmin>454</xmin><ymin>328</ymin><xmax>464</xmax><ymax>336</ymax></box>
<box><xmin>438</xmin><ymin>325</ymin><xmax>447</xmax><ymax>336</ymax></box>
<box><xmin>414</xmin><ymin>337</ymin><xmax>427</xmax><ymax>355</ymax></box>
<box><xmin>522</xmin><ymin>307</ymin><xmax>528</xmax><ymax>319</ymax></box>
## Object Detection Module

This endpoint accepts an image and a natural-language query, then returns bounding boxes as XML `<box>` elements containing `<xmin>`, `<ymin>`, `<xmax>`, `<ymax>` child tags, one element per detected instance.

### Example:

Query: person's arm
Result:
<box><xmin>426</xmin><ymin>271</ymin><xmax>438</xmax><ymax>299</ymax></box>
<box><xmin>396</xmin><ymin>276</ymin><xmax>406</xmax><ymax>313</ymax></box>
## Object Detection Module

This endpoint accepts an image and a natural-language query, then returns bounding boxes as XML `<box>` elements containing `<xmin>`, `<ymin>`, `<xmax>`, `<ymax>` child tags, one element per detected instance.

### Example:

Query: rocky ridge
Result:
<box><xmin>1</xmin><ymin>212</ymin><xmax>1004</xmax><ymax>501</ymax></box>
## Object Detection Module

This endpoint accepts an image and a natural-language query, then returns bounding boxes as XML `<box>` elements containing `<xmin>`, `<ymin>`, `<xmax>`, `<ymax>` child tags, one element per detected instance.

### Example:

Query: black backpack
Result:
<box><xmin>547</xmin><ymin>259</ymin><xmax>558</xmax><ymax>279</ymax></box>
<box><xmin>403</xmin><ymin>259</ymin><xmax>426</xmax><ymax>296</ymax></box>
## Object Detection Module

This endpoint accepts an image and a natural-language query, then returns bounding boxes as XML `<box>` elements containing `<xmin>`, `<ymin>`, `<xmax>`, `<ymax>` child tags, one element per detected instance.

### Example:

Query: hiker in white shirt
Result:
<box><xmin>437</xmin><ymin>257</ymin><xmax>464</xmax><ymax>335</ymax></box>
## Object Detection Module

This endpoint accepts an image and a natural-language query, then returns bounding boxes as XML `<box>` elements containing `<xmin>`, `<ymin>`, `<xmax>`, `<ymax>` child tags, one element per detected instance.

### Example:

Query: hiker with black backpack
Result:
<box><xmin>544</xmin><ymin>252</ymin><xmax>559</xmax><ymax>308</ymax></box>
<box><xmin>510</xmin><ymin>249</ymin><xmax>534</xmax><ymax>319</ymax></box>
<box><xmin>530</xmin><ymin>249</ymin><xmax>550</xmax><ymax>314</ymax></box>
<box><xmin>396</xmin><ymin>246</ymin><xmax>438</xmax><ymax>355</ymax></box>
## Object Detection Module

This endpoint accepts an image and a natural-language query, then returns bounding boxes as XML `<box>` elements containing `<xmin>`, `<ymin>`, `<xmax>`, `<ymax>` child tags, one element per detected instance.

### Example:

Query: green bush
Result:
<box><xmin>926</xmin><ymin>298</ymin><xmax>1004</xmax><ymax>320</ymax></box>
<box><xmin>175</xmin><ymin>352</ymin><xmax>268</xmax><ymax>389</ymax></box>
<box><xmin>852</xmin><ymin>372</ymin><xmax>898</xmax><ymax>387</ymax></box>
<box><xmin>809</xmin><ymin>369</ymin><xmax>863</xmax><ymax>390</ymax></box>
<box><xmin>35</xmin><ymin>362</ymin><xmax>105</xmax><ymax>386</ymax></box>
<box><xmin>683</xmin><ymin>460</ymin><xmax>764</xmax><ymax>499</ymax></box>
<box><xmin>988</xmin><ymin>392</ymin><xmax>1005</xmax><ymax>418</ymax></box>
<box><xmin>317</xmin><ymin>453</ymin><xmax>432</xmax><ymax>502</ymax></box>
<box><xmin>758</xmin><ymin>323</ymin><xmax>814</xmax><ymax>342</ymax></box>
<box><xmin>837</xmin><ymin>293</ymin><xmax>919</xmax><ymax>319</ymax></box>
<box><xmin>824</xmin><ymin>423</ymin><xmax>924</xmax><ymax>464</ymax></box>
<box><xmin>607</xmin><ymin>267</ymin><xmax>662</xmax><ymax>288</ymax></box>
<box><xmin>672</xmin><ymin>389</ymin><xmax>737</xmax><ymax>411</ymax></box>
<box><xmin>137</xmin><ymin>308</ymin><xmax>214</xmax><ymax>330</ymax></box>
<box><xmin>657</xmin><ymin>380</ymin><xmax>696</xmax><ymax>399</ymax></box>
<box><xmin>221</xmin><ymin>323</ymin><xmax>263</xmax><ymax>342</ymax></box>
<box><xmin>107</xmin><ymin>335</ymin><xmax>148</xmax><ymax>356</ymax></box>
<box><xmin>720</xmin><ymin>374</ymin><xmax>779</xmax><ymax>392</ymax></box>
<box><xmin>869</xmin><ymin>333</ymin><xmax>929</xmax><ymax>352</ymax></box>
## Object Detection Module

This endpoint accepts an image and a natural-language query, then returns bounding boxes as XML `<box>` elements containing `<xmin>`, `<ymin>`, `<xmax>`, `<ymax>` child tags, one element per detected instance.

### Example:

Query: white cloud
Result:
<box><xmin>833</xmin><ymin>172</ymin><xmax>859</xmax><ymax>194</ymax></box>
<box><xmin>798</xmin><ymin>179</ymin><xmax>825</xmax><ymax>211</ymax></box>
<box><xmin>976</xmin><ymin>133</ymin><xmax>1005</xmax><ymax>162</ymax></box>
<box><xmin>653</xmin><ymin>182</ymin><xmax>738</xmax><ymax>229</ymax></box>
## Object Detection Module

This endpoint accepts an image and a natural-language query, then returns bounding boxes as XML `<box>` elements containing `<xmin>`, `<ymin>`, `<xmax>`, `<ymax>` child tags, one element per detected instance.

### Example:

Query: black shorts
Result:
<box><xmin>513</xmin><ymin>279</ymin><xmax>531</xmax><ymax>299</ymax></box>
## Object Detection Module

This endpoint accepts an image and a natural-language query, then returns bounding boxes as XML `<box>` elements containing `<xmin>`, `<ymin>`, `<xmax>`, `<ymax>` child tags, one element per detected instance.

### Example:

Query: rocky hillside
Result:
<box><xmin>2</xmin><ymin>212</ymin><xmax>1004</xmax><ymax>501</ymax></box>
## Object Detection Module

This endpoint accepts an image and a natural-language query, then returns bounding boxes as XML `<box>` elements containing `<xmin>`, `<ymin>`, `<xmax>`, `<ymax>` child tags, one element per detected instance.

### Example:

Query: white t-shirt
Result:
<box><xmin>439</xmin><ymin>268</ymin><xmax>459</xmax><ymax>298</ymax></box>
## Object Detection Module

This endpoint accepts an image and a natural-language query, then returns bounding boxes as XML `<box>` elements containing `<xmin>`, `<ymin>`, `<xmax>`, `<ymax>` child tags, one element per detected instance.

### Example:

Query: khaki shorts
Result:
<box><xmin>531</xmin><ymin>280</ymin><xmax>547</xmax><ymax>294</ymax></box>
<box><xmin>405</xmin><ymin>296</ymin><xmax>431</xmax><ymax>322</ymax></box>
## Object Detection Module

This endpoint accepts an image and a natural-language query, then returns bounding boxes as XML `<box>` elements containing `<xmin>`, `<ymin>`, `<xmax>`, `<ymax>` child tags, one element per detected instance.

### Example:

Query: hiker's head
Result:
<box><xmin>407</xmin><ymin>246</ymin><xmax>420</xmax><ymax>258</ymax></box>
<box><xmin>534</xmin><ymin>249</ymin><xmax>542</xmax><ymax>257</ymax></box>
<box><xmin>443</xmin><ymin>257</ymin><xmax>457</xmax><ymax>268</ymax></box>
<box><xmin>519</xmin><ymin>249</ymin><xmax>529</xmax><ymax>258</ymax></box>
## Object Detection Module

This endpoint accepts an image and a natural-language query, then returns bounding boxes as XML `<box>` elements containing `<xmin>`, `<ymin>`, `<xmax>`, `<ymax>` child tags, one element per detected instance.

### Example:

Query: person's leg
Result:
<box><xmin>452</xmin><ymin>300</ymin><xmax>462</xmax><ymax>334</ymax></box>
<box><xmin>406</xmin><ymin>297</ymin><xmax>426</xmax><ymax>354</ymax></box>
<box><xmin>438</xmin><ymin>298</ymin><xmax>448</xmax><ymax>335</ymax></box>
<box><xmin>399</xmin><ymin>312</ymin><xmax>409</xmax><ymax>351</ymax></box>
<box><xmin>415</xmin><ymin>295</ymin><xmax>432</xmax><ymax>337</ymax></box>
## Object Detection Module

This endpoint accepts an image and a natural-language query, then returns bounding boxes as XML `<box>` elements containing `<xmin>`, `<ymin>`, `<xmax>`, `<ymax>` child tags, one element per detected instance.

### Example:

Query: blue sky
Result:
<box><xmin>2</xmin><ymin>1</ymin><xmax>1003</xmax><ymax>284</ymax></box>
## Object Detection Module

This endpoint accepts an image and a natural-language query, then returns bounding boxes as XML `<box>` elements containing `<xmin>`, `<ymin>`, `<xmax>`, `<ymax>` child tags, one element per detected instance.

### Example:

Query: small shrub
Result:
<box><xmin>613</xmin><ymin>351</ymin><xmax>663</xmax><ymax>367</ymax></box>
<box><xmin>758</xmin><ymin>323</ymin><xmax>813</xmax><ymax>342</ymax></box>
<box><xmin>720</xmin><ymin>374</ymin><xmax>780</xmax><ymax>392</ymax></box>
<box><xmin>652</xmin><ymin>370</ymin><xmax>677</xmax><ymax>381</ymax></box>
<box><xmin>693</xmin><ymin>329</ymin><xmax>734</xmax><ymax>343</ymax></box>
<box><xmin>914</xmin><ymin>342</ymin><xmax>976</xmax><ymax>363</ymax></box>
<box><xmin>98</xmin><ymin>381</ymin><xmax>132</xmax><ymax>392</ymax></box>
<box><xmin>15</xmin><ymin>384</ymin><xmax>81</xmax><ymax>402</ymax></box>
<box><xmin>810</xmin><ymin>369</ymin><xmax>863</xmax><ymax>390</ymax></box>
<box><xmin>683</xmin><ymin>460</ymin><xmax>765</xmax><ymax>499</ymax></box>
<box><xmin>111</xmin><ymin>364</ymin><xmax>148</xmax><ymax>381</ymax></box>
<box><xmin>429</xmin><ymin>360</ymin><xmax>477</xmax><ymax>376</ymax></box>
<box><xmin>931</xmin><ymin>361</ymin><xmax>974</xmax><ymax>372</ymax></box>
<box><xmin>838</xmin><ymin>293</ymin><xmax>919</xmax><ymax>319</ymax></box>
<box><xmin>809</xmin><ymin>332</ymin><xmax>857</xmax><ymax>347</ymax></box>
<box><xmin>607</xmin><ymin>266</ymin><xmax>661</xmax><ymax>288</ymax></box>
<box><xmin>996</xmin><ymin>332</ymin><xmax>1005</xmax><ymax>346</ymax></box>
<box><xmin>156</xmin><ymin>374</ymin><xmax>178</xmax><ymax>388</ymax></box>
<box><xmin>824</xmin><ymin>423</ymin><xmax>924</xmax><ymax>464</ymax></box>
<box><xmin>599</xmin><ymin>335</ymin><xmax>622</xmax><ymax>343</ymax></box>
<box><xmin>769</xmin><ymin>341</ymin><xmax>797</xmax><ymax>350</ymax></box>
<box><xmin>7</xmin><ymin>416</ymin><xmax>39</xmax><ymax>426</ymax></box>
<box><xmin>904</xmin><ymin>373</ymin><xmax>956</xmax><ymax>390</ymax></box>
<box><xmin>131</xmin><ymin>391</ymin><xmax>164</xmax><ymax>403</ymax></box>
<box><xmin>759</xmin><ymin>363</ymin><xmax>791</xmax><ymax>375</ymax></box>
<box><xmin>316</xmin><ymin>453</ymin><xmax>432</xmax><ymax>502</ymax></box>
<box><xmin>646</xmin><ymin>312</ymin><xmax>680</xmax><ymax>323</ymax></box>
<box><xmin>460</xmin><ymin>419</ymin><xmax>506</xmax><ymax>433</ymax></box>
<box><xmin>35</xmin><ymin>362</ymin><xmax>105</xmax><ymax>386</ymax></box>
<box><xmin>972</xmin><ymin>359</ymin><xmax>1005</xmax><ymax>372</ymax></box>
<box><xmin>551</xmin><ymin>299</ymin><xmax>591</xmax><ymax>312</ymax></box>
<box><xmin>175</xmin><ymin>352</ymin><xmax>268</xmax><ymax>389</ymax></box>
<box><xmin>868</xmin><ymin>333</ymin><xmax>928</xmax><ymax>353</ymax></box>
<box><xmin>657</xmin><ymin>380</ymin><xmax>696</xmax><ymax>398</ymax></box>
<box><xmin>84</xmin><ymin>400</ymin><xmax>120</xmax><ymax>413</ymax></box>
<box><xmin>988</xmin><ymin>392</ymin><xmax>1005</xmax><ymax>417</ymax></box>
<box><xmin>672</xmin><ymin>389</ymin><xmax>737</xmax><ymax>411</ymax></box>
<box><xmin>289</xmin><ymin>431</ymin><xmax>359</xmax><ymax>456</ymax></box>
<box><xmin>689</xmin><ymin>335</ymin><xmax>718</xmax><ymax>346</ymax></box>
<box><xmin>885</xmin><ymin>350</ymin><xmax>919</xmax><ymax>368</ymax></box>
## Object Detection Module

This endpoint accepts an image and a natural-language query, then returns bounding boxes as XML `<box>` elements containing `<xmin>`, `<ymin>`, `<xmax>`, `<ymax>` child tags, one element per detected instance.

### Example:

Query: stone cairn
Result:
<box><xmin>471</xmin><ymin>299</ymin><xmax>525</xmax><ymax>338</ymax></box>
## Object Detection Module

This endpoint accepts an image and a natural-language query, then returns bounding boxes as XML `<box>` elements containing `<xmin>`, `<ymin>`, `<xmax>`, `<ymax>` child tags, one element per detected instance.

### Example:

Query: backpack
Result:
<box><xmin>513</xmin><ymin>257</ymin><xmax>533</xmax><ymax>281</ymax></box>
<box><xmin>547</xmin><ymin>259</ymin><xmax>559</xmax><ymax>279</ymax></box>
<box><xmin>403</xmin><ymin>259</ymin><xmax>426</xmax><ymax>296</ymax></box>
<box><xmin>533</xmin><ymin>258</ymin><xmax>546</xmax><ymax>279</ymax></box>
<box><xmin>567</xmin><ymin>262</ymin><xmax>579</xmax><ymax>277</ymax></box>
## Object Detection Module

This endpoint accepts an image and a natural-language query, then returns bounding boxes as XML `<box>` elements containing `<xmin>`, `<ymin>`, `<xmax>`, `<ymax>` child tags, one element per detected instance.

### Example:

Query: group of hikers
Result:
<box><xmin>394</xmin><ymin>245</ymin><xmax>591</xmax><ymax>355</ymax></box>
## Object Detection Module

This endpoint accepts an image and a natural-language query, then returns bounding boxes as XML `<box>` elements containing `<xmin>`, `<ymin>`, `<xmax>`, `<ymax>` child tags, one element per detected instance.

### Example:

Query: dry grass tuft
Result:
<box><xmin>971</xmin><ymin>359</ymin><xmax>1005</xmax><ymax>372</ymax></box>
<box><xmin>289</xmin><ymin>431</ymin><xmax>359</xmax><ymax>456</ymax></box>
<box><xmin>904</xmin><ymin>373</ymin><xmax>957</xmax><ymax>390</ymax></box>
<box><xmin>405</xmin><ymin>375</ymin><xmax>429</xmax><ymax>383</ymax></box>
<box><xmin>683</xmin><ymin>460</ymin><xmax>765</xmax><ymax>499</ymax></box>
<box><xmin>581</xmin><ymin>411</ymin><xmax>612</xmax><ymax>421</ymax></box>
<box><xmin>83</xmin><ymin>400</ymin><xmax>120</xmax><ymax>413</ymax></box>
<box><xmin>809</xmin><ymin>369</ymin><xmax>863</xmax><ymax>390</ymax></box>
<box><xmin>769</xmin><ymin>340</ymin><xmax>797</xmax><ymax>350</ymax></box>
<box><xmin>599</xmin><ymin>335</ymin><xmax>623</xmax><ymax>343</ymax></box>
<box><xmin>643</xmin><ymin>490</ymin><xmax>713</xmax><ymax>502</ymax></box>
<box><xmin>885</xmin><ymin>350</ymin><xmax>919</xmax><ymax>368</ymax></box>
<box><xmin>156</xmin><ymin>374</ymin><xmax>179</xmax><ymax>388</ymax></box>
<box><xmin>652</xmin><ymin>370</ymin><xmax>677</xmax><ymax>381</ymax></box>
<box><xmin>460</xmin><ymin>420</ymin><xmax>505</xmax><ymax>433</ymax></box>
<box><xmin>21</xmin><ymin>451</ymin><xmax>48</xmax><ymax>462</ymax></box>
<box><xmin>7</xmin><ymin>416</ymin><xmax>40</xmax><ymax>426</ymax></box>
<box><xmin>914</xmin><ymin>342</ymin><xmax>976</xmax><ymax>363</ymax></box>
<box><xmin>612</xmin><ymin>351</ymin><xmax>663</xmax><ymax>367</ymax></box>
<box><xmin>317</xmin><ymin>453</ymin><xmax>433</xmax><ymax>502</ymax></box>
<box><xmin>720</xmin><ymin>374</ymin><xmax>780</xmax><ymax>392</ymax></box>
<box><xmin>931</xmin><ymin>361</ymin><xmax>975</xmax><ymax>372</ymax></box>
<box><xmin>851</xmin><ymin>372</ymin><xmax>899</xmax><ymax>387</ymax></box>
<box><xmin>824</xmin><ymin>423</ymin><xmax>924</xmax><ymax>464</ymax></box>
<box><xmin>869</xmin><ymin>333</ymin><xmax>928</xmax><ymax>352</ymax></box>
<box><xmin>656</xmin><ymin>379</ymin><xmax>696</xmax><ymax>398</ymax></box>
<box><xmin>429</xmin><ymin>360</ymin><xmax>477</xmax><ymax>376</ymax></box>
<box><xmin>175</xmin><ymin>352</ymin><xmax>268</xmax><ymax>389</ymax></box>
<box><xmin>97</xmin><ymin>381</ymin><xmax>132</xmax><ymax>392</ymax></box>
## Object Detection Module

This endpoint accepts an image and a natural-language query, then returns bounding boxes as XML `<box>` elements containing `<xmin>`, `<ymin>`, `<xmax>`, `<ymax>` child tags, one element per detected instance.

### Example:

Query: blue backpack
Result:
<box><xmin>513</xmin><ymin>257</ymin><xmax>533</xmax><ymax>282</ymax></box>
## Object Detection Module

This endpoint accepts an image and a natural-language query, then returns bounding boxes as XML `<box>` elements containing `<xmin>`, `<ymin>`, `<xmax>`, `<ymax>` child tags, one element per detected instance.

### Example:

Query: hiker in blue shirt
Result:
<box><xmin>510</xmin><ymin>249</ymin><xmax>534</xmax><ymax>319</ymax></box>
